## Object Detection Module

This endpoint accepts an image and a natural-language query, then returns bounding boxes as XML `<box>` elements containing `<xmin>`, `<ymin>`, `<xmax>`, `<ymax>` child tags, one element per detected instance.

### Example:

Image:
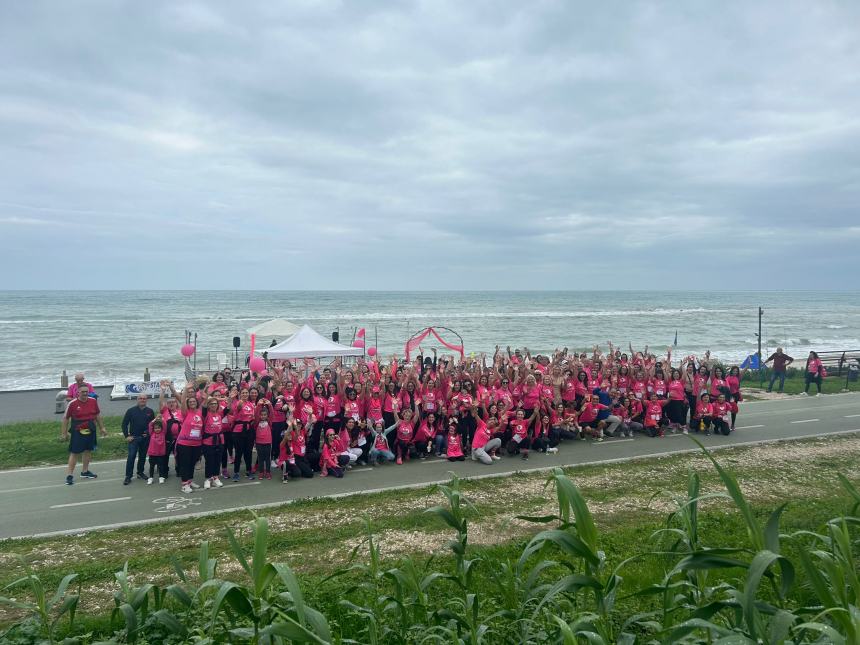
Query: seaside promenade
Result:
<box><xmin>0</xmin><ymin>394</ymin><xmax>857</xmax><ymax>540</ymax></box>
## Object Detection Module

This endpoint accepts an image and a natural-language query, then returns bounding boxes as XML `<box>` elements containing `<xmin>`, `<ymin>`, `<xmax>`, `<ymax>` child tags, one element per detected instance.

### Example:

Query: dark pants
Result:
<box><xmin>203</xmin><ymin>444</ymin><xmax>222</xmax><ymax>478</ymax></box>
<box><xmin>233</xmin><ymin>430</ymin><xmax>254</xmax><ymax>474</ymax></box>
<box><xmin>804</xmin><ymin>373</ymin><xmax>822</xmax><ymax>393</ymax></box>
<box><xmin>283</xmin><ymin>455</ymin><xmax>314</xmax><ymax>478</ymax></box>
<box><xmin>175</xmin><ymin>444</ymin><xmax>201</xmax><ymax>482</ymax></box>
<box><xmin>768</xmin><ymin>371</ymin><xmax>786</xmax><ymax>392</ymax></box>
<box><xmin>713</xmin><ymin>418</ymin><xmax>731</xmax><ymax>435</ymax></box>
<box><xmin>256</xmin><ymin>443</ymin><xmax>272</xmax><ymax>473</ymax></box>
<box><xmin>221</xmin><ymin>432</ymin><xmax>234</xmax><ymax>469</ymax></box>
<box><xmin>272</xmin><ymin>422</ymin><xmax>286</xmax><ymax>453</ymax></box>
<box><xmin>148</xmin><ymin>454</ymin><xmax>167</xmax><ymax>478</ymax></box>
<box><xmin>125</xmin><ymin>436</ymin><xmax>149</xmax><ymax>478</ymax></box>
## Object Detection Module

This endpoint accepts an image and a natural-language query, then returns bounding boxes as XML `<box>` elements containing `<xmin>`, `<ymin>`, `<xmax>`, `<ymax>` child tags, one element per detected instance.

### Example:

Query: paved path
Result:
<box><xmin>1</xmin><ymin>394</ymin><xmax>858</xmax><ymax>540</ymax></box>
<box><xmin>0</xmin><ymin>386</ymin><xmax>134</xmax><ymax>424</ymax></box>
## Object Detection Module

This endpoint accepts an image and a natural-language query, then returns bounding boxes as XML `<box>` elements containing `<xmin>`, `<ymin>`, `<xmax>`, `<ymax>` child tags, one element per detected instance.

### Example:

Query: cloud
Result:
<box><xmin>0</xmin><ymin>1</ymin><xmax>858</xmax><ymax>289</ymax></box>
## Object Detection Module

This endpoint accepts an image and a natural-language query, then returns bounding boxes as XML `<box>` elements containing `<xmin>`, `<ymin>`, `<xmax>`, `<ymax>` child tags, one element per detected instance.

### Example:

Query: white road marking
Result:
<box><xmin>0</xmin><ymin>477</ymin><xmax>124</xmax><ymax>494</ymax></box>
<box><xmin>50</xmin><ymin>496</ymin><xmax>131</xmax><ymax>509</ymax></box>
<box><xmin>599</xmin><ymin>439</ymin><xmax>634</xmax><ymax>444</ymax></box>
<box><xmin>20</xmin><ymin>428</ymin><xmax>860</xmax><ymax>540</ymax></box>
<box><xmin>845</xmin><ymin>414</ymin><xmax>860</xmax><ymax>418</ymax></box>
<box><xmin>736</xmin><ymin>425</ymin><xmax>764</xmax><ymax>429</ymax></box>
<box><xmin>790</xmin><ymin>419</ymin><xmax>819</xmax><ymax>424</ymax></box>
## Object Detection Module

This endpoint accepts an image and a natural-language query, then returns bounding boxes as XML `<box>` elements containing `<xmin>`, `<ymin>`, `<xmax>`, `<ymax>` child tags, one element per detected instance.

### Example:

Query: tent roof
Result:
<box><xmin>246</xmin><ymin>318</ymin><xmax>300</xmax><ymax>338</ymax></box>
<box><xmin>261</xmin><ymin>324</ymin><xmax>364</xmax><ymax>359</ymax></box>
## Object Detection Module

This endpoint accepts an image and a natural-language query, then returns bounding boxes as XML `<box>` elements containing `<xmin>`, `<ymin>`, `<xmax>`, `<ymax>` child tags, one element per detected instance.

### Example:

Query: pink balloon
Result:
<box><xmin>352</xmin><ymin>339</ymin><xmax>365</xmax><ymax>348</ymax></box>
<box><xmin>357</xmin><ymin>328</ymin><xmax>366</xmax><ymax>338</ymax></box>
<box><xmin>367</xmin><ymin>346</ymin><xmax>377</xmax><ymax>357</ymax></box>
<box><xmin>249</xmin><ymin>356</ymin><xmax>266</xmax><ymax>373</ymax></box>
<box><xmin>180</xmin><ymin>344</ymin><xmax>195</xmax><ymax>357</ymax></box>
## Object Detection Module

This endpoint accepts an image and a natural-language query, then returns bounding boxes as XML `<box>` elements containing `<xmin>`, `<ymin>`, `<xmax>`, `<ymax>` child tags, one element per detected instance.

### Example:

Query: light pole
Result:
<box><xmin>757</xmin><ymin>307</ymin><xmax>764</xmax><ymax>387</ymax></box>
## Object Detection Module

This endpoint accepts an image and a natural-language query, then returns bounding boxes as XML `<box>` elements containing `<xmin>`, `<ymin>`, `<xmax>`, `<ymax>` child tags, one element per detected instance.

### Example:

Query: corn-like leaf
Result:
<box><xmin>551</xmin><ymin>467</ymin><xmax>599</xmax><ymax>554</ymax></box>
<box><xmin>118</xmin><ymin>603</ymin><xmax>138</xmax><ymax>643</ymax></box>
<box><xmin>225</xmin><ymin>525</ymin><xmax>251</xmax><ymax>576</ymax></box>
<box><xmin>211</xmin><ymin>581</ymin><xmax>253</xmax><ymax>623</ymax></box>
<box><xmin>152</xmin><ymin>608</ymin><xmax>188</xmax><ymax>637</ymax></box>
<box><xmin>795</xmin><ymin>621</ymin><xmax>846</xmax><ymax>644</ymax></box>
<box><xmin>693</xmin><ymin>437</ymin><xmax>763</xmax><ymax>551</ymax></box>
<box><xmin>48</xmin><ymin>573</ymin><xmax>78</xmax><ymax>610</ymax></box>
<box><xmin>764</xmin><ymin>503</ymin><xmax>788</xmax><ymax>555</ymax></box>
<box><xmin>252</xmin><ymin>516</ymin><xmax>270</xmax><ymax>594</ymax></box>
<box><xmin>837</xmin><ymin>473</ymin><xmax>860</xmax><ymax>515</ymax></box>
<box><xmin>742</xmin><ymin>550</ymin><xmax>794</xmax><ymax>641</ymax></box>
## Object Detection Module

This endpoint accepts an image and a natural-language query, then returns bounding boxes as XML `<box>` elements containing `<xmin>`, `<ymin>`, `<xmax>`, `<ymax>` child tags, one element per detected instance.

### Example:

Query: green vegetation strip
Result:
<box><xmin>1</xmin><ymin>432</ymin><xmax>858</xmax><ymax>642</ymax></box>
<box><xmin>1</xmin><ymin>374</ymin><xmax>858</xmax><ymax>470</ymax></box>
<box><xmin>0</xmin><ymin>416</ymin><xmax>127</xmax><ymax>469</ymax></box>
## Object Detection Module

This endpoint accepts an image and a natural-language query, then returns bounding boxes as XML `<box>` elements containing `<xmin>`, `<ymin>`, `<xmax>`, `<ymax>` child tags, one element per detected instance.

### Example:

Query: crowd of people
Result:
<box><xmin>58</xmin><ymin>344</ymin><xmax>828</xmax><ymax>491</ymax></box>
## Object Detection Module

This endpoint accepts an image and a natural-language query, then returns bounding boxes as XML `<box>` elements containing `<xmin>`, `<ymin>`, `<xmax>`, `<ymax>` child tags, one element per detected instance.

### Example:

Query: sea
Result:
<box><xmin>1</xmin><ymin>291</ymin><xmax>858</xmax><ymax>391</ymax></box>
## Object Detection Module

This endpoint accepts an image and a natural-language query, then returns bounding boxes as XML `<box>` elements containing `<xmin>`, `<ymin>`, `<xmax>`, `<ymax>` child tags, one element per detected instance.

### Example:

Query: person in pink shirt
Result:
<box><xmin>642</xmin><ymin>393</ymin><xmax>670</xmax><ymax>438</ymax></box>
<box><xmin>577</xmin><ymin>394</ymin><xmax>609</xmax><ymax>441</ymax></box>
<box><xmin>177</xmin><ymin>388</ymin><xmax>204</xmax><ymax>493</ymax></box>
<box><xmin>726</xmin><ymin>366</ymin><xmax>742</xmax><ymax>430</ymax></box>
<box><xmin>158</xmin><ymin>381</ymin><xmax>183</xmax><ymax>479</ymax></box>
<box><xmin>506</xmin><ymin>407</ymin><xmax>538</xmax><ymax>457</ymax></box>
<box><xmin>320</xmin><ymin>430</ymin><xmax>346</xmax><ymax>478</ymax></box>
<box><xmin>228</xmin><ymin>388</ymin><xmax>257</xmax><ymax>481</ymax></box>
<box><xmin>201</xmin><ymin>397</ymin><xmax>226</xmax><ymax>489</ymax></box>
<box><xmin>469</xmin><ymin>406</ymin><xmax>502</xmax><ymax>464</ymax></box>
<box><xmin>692</xmin><ymin>393</ymin><xmax>713</xmax><ymax>435</ymax></box>
<box><xmin>803</xmin><ymin>351</ymin><xmax>824</xmax><ymax>395</ymax></box>
<box><xmin>711</xmin><ymin>394</ymin><xmax>732</xmax><ymax>435</ymax></box>
<box><xmin>251</xmin><ymin>405</ymin><xmax>272</xmax><ymax>479</ymax></box>
<box><xmin>146</xmin><ymin>416</ymin><xmax>168</xmax><ymax>484</ymax></box>
<box><xmin>665</xmin><ymin>369</ymin><xmax>688</xmax><ymax>433</ymax></box>
<box><xmin>66</xmin><ymin>373</ymin><xmax>95</xmax><ymax>401</ymax></box>
<box><xmin>445</xmin><ymin>419</ymin><xmax>465</xmax><ymax>462</ymax></box>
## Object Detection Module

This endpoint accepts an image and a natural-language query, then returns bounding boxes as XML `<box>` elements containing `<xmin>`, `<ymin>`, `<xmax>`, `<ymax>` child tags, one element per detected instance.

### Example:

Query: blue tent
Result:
<box><xmin>740</xmin><ymin>354</ymin><xmax>761</xmax><ymax>369</ymax></box>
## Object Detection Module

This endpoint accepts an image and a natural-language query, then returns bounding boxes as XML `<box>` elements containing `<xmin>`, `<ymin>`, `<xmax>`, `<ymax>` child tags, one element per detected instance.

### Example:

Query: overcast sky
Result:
<box><xmin>1</xmin><ymin>1</ymin><xmax>858</xmax><ymax>290</ymax></box>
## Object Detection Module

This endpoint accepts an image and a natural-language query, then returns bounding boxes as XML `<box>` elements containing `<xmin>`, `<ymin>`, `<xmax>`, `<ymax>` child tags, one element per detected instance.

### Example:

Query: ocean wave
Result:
<box><xmin>0</xmin><ymin>308</ymin><xmax>744</xmax><ymax>325</ymax></box>
<box><xmin>826</xmin><ymin>324</ymin><xmax>846</xmax><ymax>329</ymax></box>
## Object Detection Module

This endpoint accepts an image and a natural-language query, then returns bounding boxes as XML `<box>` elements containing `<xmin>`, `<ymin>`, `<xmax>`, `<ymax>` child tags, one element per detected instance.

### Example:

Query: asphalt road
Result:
<box><xmin>1</xmin><ymin>394</ymin><xmax>858</xmax><ymax>540</ymax></box>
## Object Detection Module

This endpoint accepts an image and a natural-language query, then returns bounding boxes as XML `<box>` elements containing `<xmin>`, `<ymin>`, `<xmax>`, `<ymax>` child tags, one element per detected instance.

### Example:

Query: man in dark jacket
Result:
<box><xmin>121</xmin><ymin>394</ymin><xmax>155</xmax><ymax>484</ymax></box>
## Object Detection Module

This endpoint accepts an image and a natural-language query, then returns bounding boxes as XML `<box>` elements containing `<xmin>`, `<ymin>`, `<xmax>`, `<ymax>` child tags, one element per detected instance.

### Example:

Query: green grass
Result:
<box><xmin>1</xmin><ymin>432</ymin><xmax>858</xmax><ymax>643</ymax></box>
<box><xmin>0</xmin><ymin>416</ymin><xmax>127</xmax><ymax>469</ymax></box>
<box><xmin>741</xmin><ymin>370</ymin><xmax>860</xmax><ymax>394</ymax></box>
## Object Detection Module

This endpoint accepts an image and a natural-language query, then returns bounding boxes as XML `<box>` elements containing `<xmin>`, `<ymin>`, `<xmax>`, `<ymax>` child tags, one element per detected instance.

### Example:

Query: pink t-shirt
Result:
<box><xmin>668</xmin><ymin>380</ymin><xmax>686</xmax><ymax>401</ymax></box>
<box><xmin>446</xmin><ymin>433</ymin><xmax>464</xmax><ymax>458</ymax></box>
<box><xmin>472</xmin><ymin>419</ymin><xmax>492</xmax><ymax>449</ymax></box>
<box><xmin>177</xmin><ymin>411</ymin><xmax>204</xmax><ymax>446</ymax></box>
<box><xmin>256</xmin><ymin>420</ymin><xmax>272</xmax><ymax>444</ymax></box>
<box><xmin>147</xmin><ymin>425</ymin><xmax>167</xmax><ymax>456</ymax></box>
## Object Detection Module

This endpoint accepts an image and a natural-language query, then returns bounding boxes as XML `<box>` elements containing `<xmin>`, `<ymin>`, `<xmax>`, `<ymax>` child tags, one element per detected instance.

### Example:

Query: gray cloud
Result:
<box><xmin>1</xmin><ymin>1</ymin><xmax>859</xmax><ymax>289</ymax></box>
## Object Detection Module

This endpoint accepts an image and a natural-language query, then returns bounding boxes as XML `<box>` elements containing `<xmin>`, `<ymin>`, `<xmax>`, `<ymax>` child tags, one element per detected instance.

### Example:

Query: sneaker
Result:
<box><xmin>491</xmin><ymin>455</ymin><xmax>501</xmax><ymax>461</ymax></box>
<box><xmin>123</xmin><ymin>477</ymin><xmax>131</xmax><ymax>485</ymax></box>
<box><xmin>137</xmin><ymin>472</ymin><xmax>147</xmax><ymax>481</ymax></box>
<box><xmin>204</xmin><ymin>479</ymin><xmax>211</xmax><ymax>490</ymax></box>
<box><xmin>800</xmin><ymin>392</ymin><xmax>808</xmax><ymax>396</ymax></box>
<box><xmin>682</xmin><ymin>429</ymin><xmax>688</xmax><ymax>435</ymax></box>
<box><xmin>547</xmin><ymin>446</ymin><xmax>558</xmax><ymax>454</ymax></box>
<box><xmin>596</xmin><ymin>436</ymin><xmax>603</xmax><ymax>442</ymax></box>
<box><xmin>705</xmin><ymin>430</ymin><xmax>711</xmax><ymax>436</ymax></box>
<box><xmin>521</xmin><ymin>452</ymin><xmax>529</xmax><ymax>460</ymax></box>
<box><xmin>81</xmin><ymin>471</ymin><xmax>97</xmax><ymax>479</ymax></box>
<box><xmin>213</xmin><ymin>477</ymin><xmax>223</xmax><ymax>488</ymax></box>
<box><xmin>658</xmin><ymin>431</ymin><xmax>665</xmax><ymax>438</ymax></box>
<box><xmin>816</xmin><ymin>393</ymin><xmax>822</xmax><ymax>397</ymax></box>
<box><xmin>221</xmin><ymin>469</ymin><xmax>230</xmax><ymax>478</ymax></box>
<box><xmin>189</xmin><ymin>481</ymin><xmax>200</xmax><ymax>489</ymax></box>
<box><xmin>248</xmin><ymin>473</ymin><xmax>256</xmax><ymax>481</ymax></box>
<box><xmin>66</xmin><ymin>475</ymin><xmax>74</xmax><ymax>486</ymax></box>
<box><xmin>396</xmin><ymin>457</ymin><xmax>403</xmax><ymax>465</ymax></box>
<box><xmin>158</xmin><ymin>477</ymin><xmax>165</xmax><ymax>484</ymax></box>
<box><xmin>146</xmin><ymin>477</ymin><xmax>154</xmax><ymax>485</ymax></box>
<box><xmin>180</xmin><ymin>483</ymin><xmax>193</xmax><ymax>494</ymax></box>
<box><xmin>233</xmin><ymin>473</ymin><xmax>240</xmax><ymax>482</ymax></box>
<box><xmin>282</xmin><ymin>475</ymin><xmax>289</xmax><ymax>484</ymax></box>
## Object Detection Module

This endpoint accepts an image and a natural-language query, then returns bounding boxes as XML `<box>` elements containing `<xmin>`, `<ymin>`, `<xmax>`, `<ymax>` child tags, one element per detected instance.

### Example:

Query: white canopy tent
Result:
<box><xmin>261</xmin><ymin>324</ymin><xmax>364</xmax><ymax>359</ymax></box>
<box><xmin>246</xmin><ymin>318</ymin><xmax>300</xmax><ymax>344</ymax></box>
